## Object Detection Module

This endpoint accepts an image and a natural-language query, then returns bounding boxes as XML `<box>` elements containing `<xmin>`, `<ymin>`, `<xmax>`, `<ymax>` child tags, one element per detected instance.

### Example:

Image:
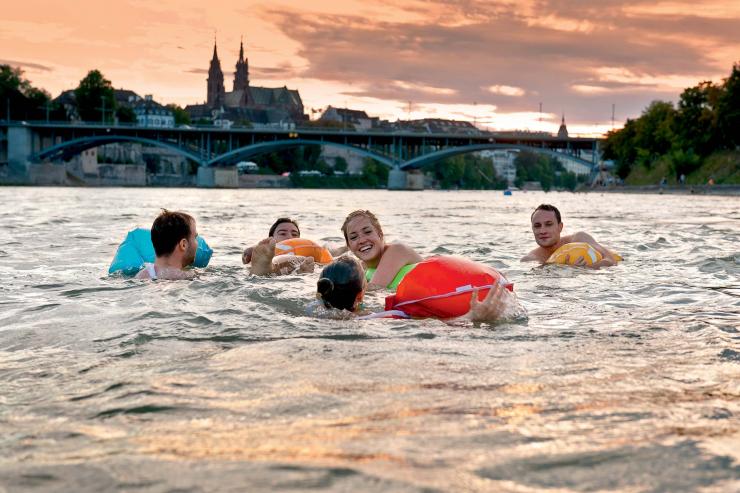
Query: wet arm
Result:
<box><xmin>572</xmin><ymin>232</ymin><xmax>616</xmax><ymax>268</ymax></box>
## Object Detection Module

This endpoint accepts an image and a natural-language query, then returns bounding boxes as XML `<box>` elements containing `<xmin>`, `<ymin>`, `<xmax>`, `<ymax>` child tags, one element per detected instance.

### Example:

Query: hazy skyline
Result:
<box><xmin>2</xmin><ymin>0</ymin><xmax>739</xmax><ymax>135</ymax></box>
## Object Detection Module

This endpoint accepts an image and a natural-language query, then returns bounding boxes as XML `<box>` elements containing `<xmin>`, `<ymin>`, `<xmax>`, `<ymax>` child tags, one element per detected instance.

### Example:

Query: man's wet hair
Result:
<box><xmin>151</xmin><ymin>209</ymin><xmax>194</xmax><ymax>257</ymax></box>
<box><xmin>532</xmin><ymin>204</ymin><xmax>561</xmax><ymax>224</ymax></box>
<box><xmin>341</xmin><ymin>210</ymin><xmax>383</xmax><ymax>243</ymax></box>
<box><xmin>317</xmin><ymin>257</ymin><xmax>364</xmax><ymax>311</ymax></box>
<box><xmin>269</xmin><ymin>218</ymin><xmax>300</xmax><ymax>237</ymax></box>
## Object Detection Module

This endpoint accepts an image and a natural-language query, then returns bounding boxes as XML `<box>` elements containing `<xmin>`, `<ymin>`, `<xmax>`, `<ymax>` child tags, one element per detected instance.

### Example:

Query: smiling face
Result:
<box><xmin>345</xmin><ymin>215</ymin><xmax>385</xmax><ymax>264</ymax></box>
<box><xmin>531</xmin><ymin>209</ymin><xmax>563</xmax><ymax>248</ymax></box>
<box><xmin>272</xmin><ymin>222</ymin><xmax>300</xmax><ymax>241</ymax></box>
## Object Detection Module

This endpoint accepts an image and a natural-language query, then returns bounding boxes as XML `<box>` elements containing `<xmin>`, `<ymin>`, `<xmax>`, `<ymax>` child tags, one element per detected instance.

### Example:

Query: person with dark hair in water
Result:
<box><xmin>245</xmin><ymin>217</ymin><xmax>348</xmax><ymax>276</ymax></box>
<box><xmin>242</xmin><ymin>217</ymin><xmax>301</xmax><ymax>264</ymax></box>
<box><xmin>316</xmin><ymin>257</ymin><xmax>367</xmax><ymax>312</ymax></box>
<box><xmin>136</xmin><ymin>210</ymin><xmax>198</xmax><ymax>280</ymax></box>
<box><xmin>315</xmin><ymin>256</ymin><xmax>517</xmax><ymax>322</ymax></box>
<box><xmin>522</xmin><ymin>204</ymin><xmax>618</xmax><ymax>268</ymax></box>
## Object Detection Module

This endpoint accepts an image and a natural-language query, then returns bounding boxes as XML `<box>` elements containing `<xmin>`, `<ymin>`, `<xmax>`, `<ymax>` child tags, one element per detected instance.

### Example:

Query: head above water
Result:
<box><xmin>151</xmin><ymin>209</ymin><xmax>197</xmax><ymax>266</ymax></box>
<box><xmin>530</xmin><ymin>204</ymin><xmax>563</xmax><ymax>249</ymax></box>
<box><xmin>341</xmin><ymin>210</ymin><xmax>383</xmax><ymax>243</ymax></box>
<box><xmin>341</xmin><ymin>210</ymin><xmax>386</xmax><ymax>264</ymax></box>
<box><xmin>531</xmin><ymin>204</ymin><xmax>561</xmax><ymax>224</ymax></box>
<box><xmin>269</xmin><ymin>218</ymin><xmax>300</xmax><ymax>241</ymax></box>
<box><xmin>316</xmin><ymin>257</ymin><xmax>366</xmax><ymax>311</ymax></box>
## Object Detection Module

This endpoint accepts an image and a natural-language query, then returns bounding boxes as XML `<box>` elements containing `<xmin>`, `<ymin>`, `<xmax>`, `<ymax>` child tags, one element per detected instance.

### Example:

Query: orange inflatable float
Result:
<box><xmin>383</xmin><ymin>256</ymin><xmax>513</xmax><ymax>319</ymax></box>
<box><xmin>274</xmin><ymin>238</ymin><xmax>333</xmax><ymax>263</ymax></box>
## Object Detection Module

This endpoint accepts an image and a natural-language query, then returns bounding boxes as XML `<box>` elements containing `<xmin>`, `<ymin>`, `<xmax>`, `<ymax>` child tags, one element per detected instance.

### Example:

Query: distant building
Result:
<box><xmin>53</xmin><ymin>89</ymin><xmax>172</xmax><ymax>127</ymax></box>
<box><xmin>478</xmin><ymin>149</ymin><xmax>518</xmax><ymax>185</ymax></box>
<box><xmin>390</xmin><ymin>118</ymin><xmax>480</xmax><ymax>134</ymax></box>
<box><xmin>554</xmin><ymin>152</ymin><xmax>592</xmax><ymax>176</ymax></box>
<box><xmin>133</xmin><ymin>95</ymin><xmax>174</xmax><ymax>128</ymax></box>
<box><xmin>186</xmin><ymin>40</ymin><xmax>306</xmax><ymax>126</ymax></box>
<box><xmin>319</xmin><ymin>106</ymin><xmax>378</xmax><ymax>130</ymax></box>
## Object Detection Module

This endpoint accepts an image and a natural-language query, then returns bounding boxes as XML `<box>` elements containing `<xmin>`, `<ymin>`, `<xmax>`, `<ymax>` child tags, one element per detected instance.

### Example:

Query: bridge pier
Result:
<box><xmin>196</xmin><ymin>167</ymin><xmax>238</xmax><ymax>188</ymax></box>
<box><xmin>387</xmin><ymin>167</ymin><xmax>425</xmax><ymax>190</ymax></box>
<box><xmin>387</xmin><ymin>167</ymin><xmax>407</xmax><ymax>190</ymax></box>
<box><xmin>7</xmin><ymin>126</ymin><xmax>34</xmax><ymax>179</ymax></box>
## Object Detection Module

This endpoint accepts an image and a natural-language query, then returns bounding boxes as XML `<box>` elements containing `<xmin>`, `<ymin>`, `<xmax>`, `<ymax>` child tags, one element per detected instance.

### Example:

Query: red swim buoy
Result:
<box><xmin>384</xmin><ymin>256</ymin><xmax>513</xmax><ymax>319</ymax></box>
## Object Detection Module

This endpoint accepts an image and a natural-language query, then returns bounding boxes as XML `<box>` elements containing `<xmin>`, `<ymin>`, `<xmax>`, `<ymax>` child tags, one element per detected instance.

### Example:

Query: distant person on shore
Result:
<box><xmin>521</xmin><ymin>204</ymin><xmax>618</xmax><ymax>269</ymax></box>
<box><xmin>135</xmin><ymin>210</ymin><xmax>199</xmax><ymax>280</ymax></box>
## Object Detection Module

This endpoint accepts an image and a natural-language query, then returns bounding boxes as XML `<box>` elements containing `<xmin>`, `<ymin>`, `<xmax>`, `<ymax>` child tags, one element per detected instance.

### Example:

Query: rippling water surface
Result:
<box><xmin>1</xmin><ymin>187</ymin><xmax>738</xmax><ymax>492</ymax></box>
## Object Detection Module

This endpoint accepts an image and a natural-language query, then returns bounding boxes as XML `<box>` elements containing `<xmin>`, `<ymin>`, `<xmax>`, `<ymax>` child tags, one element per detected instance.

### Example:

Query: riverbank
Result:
<box><xmin>587</xmin><ymin>184</ymin><xmax>740</xmax><ymax>196</ymax></box>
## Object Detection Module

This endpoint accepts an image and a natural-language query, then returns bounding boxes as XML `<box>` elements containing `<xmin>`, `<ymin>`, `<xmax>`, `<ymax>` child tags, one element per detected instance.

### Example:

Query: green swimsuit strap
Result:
<box><xmin>365</xmin><ymin>263</ymin><xmax>417</xmax><ymax>290</ymax></box>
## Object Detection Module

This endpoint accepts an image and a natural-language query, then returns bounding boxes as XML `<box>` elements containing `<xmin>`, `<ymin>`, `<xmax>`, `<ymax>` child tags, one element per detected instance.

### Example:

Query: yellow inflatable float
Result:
<box><xmin>546</xmin><ymin>242</ymin><xmax>622</xmax><ymax>266</ymax></box>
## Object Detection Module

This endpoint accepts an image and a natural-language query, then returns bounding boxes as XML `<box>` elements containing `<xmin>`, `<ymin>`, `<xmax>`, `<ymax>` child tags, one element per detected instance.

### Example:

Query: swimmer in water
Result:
<box><xmin>341</xmin><ymin>210</ymin><xmax>423</xmax><ymax>289</ymax></box>
<box><xmin>521</xmin><ymin>204</ymin><xmax>617</xmax><ymax>268</ymax></box>
<box><xmin>315</xmin><ymin>256</ymin><xmax>517</xmax><ymax>322</ymax></box>
<box><xmin>135</xmin><ymin>209</ymin><xmax>199</xmax><ymax>280</ymax></box>
<box><xmin>244</xmin><ymin>217</ymin><xmax>347</xmax><ymax>276</ymax></box>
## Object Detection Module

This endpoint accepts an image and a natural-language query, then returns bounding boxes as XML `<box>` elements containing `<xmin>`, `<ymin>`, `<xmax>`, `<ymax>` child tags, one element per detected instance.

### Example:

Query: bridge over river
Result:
<box><xmin>1</xmin><ymin>121</ymin><xmax>601</xmax><ymax>188</ymax></box>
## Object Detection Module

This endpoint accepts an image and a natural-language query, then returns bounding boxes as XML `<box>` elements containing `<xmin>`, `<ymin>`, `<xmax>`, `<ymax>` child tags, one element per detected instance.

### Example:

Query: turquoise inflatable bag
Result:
<box><xmin>108</xmin><ymin>228</ymin><xmax>213</xmax><ymax>276</ymax></box>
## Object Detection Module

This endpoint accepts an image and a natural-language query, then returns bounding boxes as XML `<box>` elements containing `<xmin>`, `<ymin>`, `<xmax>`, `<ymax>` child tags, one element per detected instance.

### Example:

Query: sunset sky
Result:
<box><xmin>2</xmin><ymin>0</ymin><xmax>738</xmax><ymax>136</ymax></box>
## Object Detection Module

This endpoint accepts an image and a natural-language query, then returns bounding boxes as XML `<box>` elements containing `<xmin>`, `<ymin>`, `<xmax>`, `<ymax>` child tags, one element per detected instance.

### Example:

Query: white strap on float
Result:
<box><xmin>357</xmin><ymin>310</ymin><xmax>410</xmax><ymax>320</ymax></box>
<box><xmin>275</xmin><ymin>244</ymin><xmax>294</xmax><ymax>253</ymax></box>
<box><xmin>392</xmin><ymin>279</ymin><xmax>512</xmax><ymax>308</ymax></box>
<box><xmin>145</xmin><ymin>263</ymin><xmax>157</xmax><ymax>280</ymax></box>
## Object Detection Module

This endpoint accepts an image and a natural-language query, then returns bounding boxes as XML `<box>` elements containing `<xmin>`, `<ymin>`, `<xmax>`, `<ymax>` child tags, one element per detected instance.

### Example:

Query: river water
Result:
<box><xmin>1</xmin><ymin>187</ymin><xmax>738</xmax><ymax>492</ymax></box>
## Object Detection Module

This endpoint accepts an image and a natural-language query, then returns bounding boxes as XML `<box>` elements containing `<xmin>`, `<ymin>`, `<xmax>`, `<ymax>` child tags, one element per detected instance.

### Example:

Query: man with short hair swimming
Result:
<box><xmin>135</xmin><ymin>210</ymin><xmax>199</xmax><ymax>280</ymax></box>
<box><xmin>521</xmin><ymin>204</ymin><xmax>617</xmax><ymax>268</ymax></box>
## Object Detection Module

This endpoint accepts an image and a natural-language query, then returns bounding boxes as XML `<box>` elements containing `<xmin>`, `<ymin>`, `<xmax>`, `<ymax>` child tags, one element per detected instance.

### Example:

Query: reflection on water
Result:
<box><xmin>0</xmin><ymin>187</ymin><xmax>738</xmax><ymax>492</ymax></box>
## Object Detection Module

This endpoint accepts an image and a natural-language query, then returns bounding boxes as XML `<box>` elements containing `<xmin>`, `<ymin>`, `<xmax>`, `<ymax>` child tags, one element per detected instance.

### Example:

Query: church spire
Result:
<box><xmin>557</xmin><ymin>113</ymin><xmax>569</xmax><ymax>138</ymax></box>
<box><xmin>207</xmin><ymin>37</ymin><xmax>225</xmax><ymax>108</ymax></box>
<box><xmin>233</xmin><ymin>36</ymin><xmax>250</xmax><ymax>92</ymax></box>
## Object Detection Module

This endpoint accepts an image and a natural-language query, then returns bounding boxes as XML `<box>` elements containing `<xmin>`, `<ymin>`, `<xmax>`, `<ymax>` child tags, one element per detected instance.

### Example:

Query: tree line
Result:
<box><xmin>1</xmin><ymin>66</ymin><xmax>190</xmax><ymax>125</ymax></box>
<box><xmin>602</xmin><ymin>63</ymin><xmax>739</xmax><ymax>182</ymax></box>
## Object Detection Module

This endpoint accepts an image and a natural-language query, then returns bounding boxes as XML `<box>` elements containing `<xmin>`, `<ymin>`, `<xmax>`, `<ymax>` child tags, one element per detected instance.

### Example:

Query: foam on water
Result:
<box><xmin>0</xmin><ymin>187</ymin><xmax>738</xmax><ymax>492</ymax></box>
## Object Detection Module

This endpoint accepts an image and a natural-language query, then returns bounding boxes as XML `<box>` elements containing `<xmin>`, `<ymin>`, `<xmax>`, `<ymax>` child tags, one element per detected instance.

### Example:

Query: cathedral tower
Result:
<box><xmin>233</xmin><ymin>38</ymin><xmax>250</xmax><ymax>92</ymax></box>
<box><xmin>207</xmin><ymin>40</ymin><xmax>225</xmax><ymax>108</ymax></box>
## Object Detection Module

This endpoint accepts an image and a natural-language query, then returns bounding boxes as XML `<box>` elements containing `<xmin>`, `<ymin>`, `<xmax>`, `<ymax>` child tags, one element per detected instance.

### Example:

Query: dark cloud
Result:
<box><xmin>250</xmin><ymin>64</ymin><xmax>301</xmax><ymax>79</ymax></box>
<box><xmin>186</xmin><ymin>64</ymin><xmax>299</xmax><ymax>79</ymax></box>
<box><xmin>0</xmin><ymin>59</ymin><xmax>53</xmax><ymax>72</ymax></box>
<box><xmin>264</xmin><ymin>1</ymin><xmax>738</xmax><ymax>124</ymax></box>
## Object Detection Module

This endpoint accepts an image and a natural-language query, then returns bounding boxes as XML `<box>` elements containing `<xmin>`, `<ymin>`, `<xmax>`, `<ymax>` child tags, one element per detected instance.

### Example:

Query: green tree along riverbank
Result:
<box><xmin>255</xmin><ymin>146</ymin><xmax>513</xmax><ymax>189</ymax></box>
<box><xmin>513</xmin><ymin>150</ymin><xmax>585</xmax><ymax>191</ymax></box>
<box><xmin>603</xmin><ymin>63</ymin><xmax>740</xmax><ymax>185</ymax></box>
<box><xmin>0</xmin><ymin>65</ymin><xmax>65</xmax><ymax>121</ymax></box>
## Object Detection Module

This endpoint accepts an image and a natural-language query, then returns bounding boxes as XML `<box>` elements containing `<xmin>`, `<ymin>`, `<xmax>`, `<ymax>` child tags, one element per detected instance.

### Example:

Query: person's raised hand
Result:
<box><xmin>468</xmin><ymin>283</ymin><xmax>509</xmax><ymax>323</ymax></box>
